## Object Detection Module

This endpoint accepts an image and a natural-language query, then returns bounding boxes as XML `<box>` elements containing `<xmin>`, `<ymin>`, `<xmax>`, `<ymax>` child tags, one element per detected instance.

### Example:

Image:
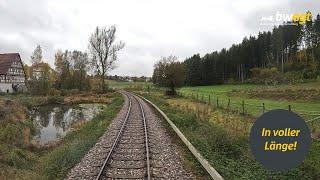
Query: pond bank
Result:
<box><xmin>30</xmin><ymin>103</ymin><xmax>106</xmax><ymax>145</ymax></box>
<box><xmin>0</xmin><ymin>92</ymin><xmax>124</xmax><ymax>179</ymax></box>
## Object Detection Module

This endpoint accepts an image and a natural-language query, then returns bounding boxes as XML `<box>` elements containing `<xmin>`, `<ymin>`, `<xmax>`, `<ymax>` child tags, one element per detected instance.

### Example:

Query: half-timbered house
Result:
<box><xmin>0</xmin><ymin>53</ymin><xmax>26</xmax><ymax>93</ymax></box>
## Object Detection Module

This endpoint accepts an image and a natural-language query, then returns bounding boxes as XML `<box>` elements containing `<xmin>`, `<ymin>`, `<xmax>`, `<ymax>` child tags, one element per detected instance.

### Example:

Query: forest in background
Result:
<box><xmin>168</xmin><ymin>13</ymin><xmax>320</xmax><ymax>86</ymax></box>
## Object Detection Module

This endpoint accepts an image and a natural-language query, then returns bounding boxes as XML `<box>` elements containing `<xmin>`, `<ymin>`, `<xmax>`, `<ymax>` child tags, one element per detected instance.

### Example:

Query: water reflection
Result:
<box><xmin>30</xmin><ymin>104</ymin><xmax>104</xmax><ymax>144</ymax></box>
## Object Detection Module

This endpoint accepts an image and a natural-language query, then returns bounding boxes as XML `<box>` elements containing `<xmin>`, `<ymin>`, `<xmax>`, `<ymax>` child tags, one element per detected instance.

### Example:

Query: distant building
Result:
<box><xmin>0</xmin><ymin>53</ymin><xmax>26</xmax><ymax>93</ymax></box>
<box><xmin>30</xmin><ymin>62</ymin><xmax>50</xmax><ymax>79</ymax></box>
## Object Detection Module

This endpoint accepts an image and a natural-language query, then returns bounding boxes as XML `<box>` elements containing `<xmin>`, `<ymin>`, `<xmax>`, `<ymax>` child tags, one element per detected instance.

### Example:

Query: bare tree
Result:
<box><xmin>88</xmin><ymin>25</ymin><xmax>125</xmax><ymax>92</ymax></box>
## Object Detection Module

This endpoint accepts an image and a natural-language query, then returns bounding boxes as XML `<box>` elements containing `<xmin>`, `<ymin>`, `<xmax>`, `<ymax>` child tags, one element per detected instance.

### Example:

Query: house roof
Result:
<box><xmin>0</xmin><ymin>53</ymin><xmax>21</xmax><ymax>75</ymax></box>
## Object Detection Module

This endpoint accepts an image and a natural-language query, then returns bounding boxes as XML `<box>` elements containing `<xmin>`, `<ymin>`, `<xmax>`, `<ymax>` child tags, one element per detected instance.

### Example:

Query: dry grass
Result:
<box><xmin>167</xmin><ymin>98</ymin><xmax>252</xmax><ymax>138</ymax></box>
<box><xmin>0</xmin><ymin>99</ymin><xmax>28</xmax><ymax>122</ymax></box>
<box><xmin>70</xmin><ymin>120</ymin><xmax>88</xmax><ymax>130</ymax></box>
<box><xmin>64</xmin><ymin>92</ymin><xmax>113</xmax><ymax>105</ymax></box>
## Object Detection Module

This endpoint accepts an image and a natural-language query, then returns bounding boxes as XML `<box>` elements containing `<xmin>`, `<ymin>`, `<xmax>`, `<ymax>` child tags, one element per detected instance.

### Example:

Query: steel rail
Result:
<box><xmin>132</xmin><ymin>94</ymin><xmax>151</xmax><ymax>180</ymax></box>
<box><xmin>137</xmin><ymin>93</ymin><xmax>224</xmax><ymax>180</ymax></box>
<box><xmin>96</xmin><ymin>92</ymin><xmax>132</xmax><ymax>180</ymax></box>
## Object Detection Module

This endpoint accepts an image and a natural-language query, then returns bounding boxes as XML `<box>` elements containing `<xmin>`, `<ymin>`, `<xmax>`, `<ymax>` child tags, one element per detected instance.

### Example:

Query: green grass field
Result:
<box><xmin>139</xmin><ymin>92</ymin><xmax>320</xmax><ymax>179</ymax></box>
<box><xmin>110</xmin><ymin>81</ymin><xmax>320</xmax><ymax>178</ymax></box>
<box><xmin>178</xmin><ymin>82</ymin><xmax>320</xmax><ymax>116</ymax></box>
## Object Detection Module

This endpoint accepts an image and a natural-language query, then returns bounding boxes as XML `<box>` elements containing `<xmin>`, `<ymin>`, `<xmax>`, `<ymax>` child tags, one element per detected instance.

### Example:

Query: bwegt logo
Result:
<box><xmin>260</xmin><ymin>11</ymin><xmax>312</xmax><ymax>26</ymax></box>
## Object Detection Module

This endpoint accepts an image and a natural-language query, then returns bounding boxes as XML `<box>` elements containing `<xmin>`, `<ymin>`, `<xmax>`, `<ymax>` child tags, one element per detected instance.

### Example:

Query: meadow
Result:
<box><xmin>110</xmin><ymin>81</ymin><xmax>320</xmax><ymax>178</ymax></box>
<box><xmin>179</xmin><ymin>81</ymin><xmax>320</xmax><ymax>113</ymax></box>
<box><xmin>178</xmin><ymin>82</ymin><xmax>320</xmax><ymax>138</ymax></box>
<box><xmin>138</xmin><ymin>91</ymin><xmax>320</xmax><ymax>179</ymax></box>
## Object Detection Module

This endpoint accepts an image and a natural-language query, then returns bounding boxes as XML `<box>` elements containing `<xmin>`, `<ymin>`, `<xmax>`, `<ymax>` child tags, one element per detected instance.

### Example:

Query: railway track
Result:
<box><xmin>96</xmin><ymin>92</ymin><xmax>151</xmax><ymax>179</ymax></box>
<box><xmin>68</xmin><ymin>91</ymin><xmax>194</xmax><ymax>179</ymax></box>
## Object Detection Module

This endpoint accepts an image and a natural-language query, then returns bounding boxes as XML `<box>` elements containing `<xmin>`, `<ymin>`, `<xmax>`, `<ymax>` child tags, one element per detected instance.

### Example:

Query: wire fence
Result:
<box><xmin>177</xmin><ymin>91</ymin><xmax>320</xmax><ymax>140</ymax></box>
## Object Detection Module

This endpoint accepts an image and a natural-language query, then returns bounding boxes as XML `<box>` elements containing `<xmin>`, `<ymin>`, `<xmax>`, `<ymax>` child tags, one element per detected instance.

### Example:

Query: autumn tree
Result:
<box><xmin>152</xmin><ymin>56</ymin><xmax>185</xmax><ymax>95</ymax></box>
<box><xmin>73</xmin><ymin>50</ymin><xmax>89</xmax><ymax>91</ymax></box>
<box><xmin>54</xmin><ymin>50</ymin><xmax>90</xmax><ymax>90</ymax></box>
<box><xmin>28</xmin><ymin>62</ymin><xmax>54</xmax><ymax>95</ymax></box>
<box><xmin>88</xmin><ymin>25</ymin><xmax>125</xmax><ymax>92</ymax></box>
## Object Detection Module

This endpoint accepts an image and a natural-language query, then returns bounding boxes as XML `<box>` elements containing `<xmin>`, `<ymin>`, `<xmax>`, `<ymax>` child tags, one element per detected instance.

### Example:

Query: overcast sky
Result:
<box><xmin>0</xmin><ymin>0</ymin><xmax>319</xmax><ymax>77</ymax></box>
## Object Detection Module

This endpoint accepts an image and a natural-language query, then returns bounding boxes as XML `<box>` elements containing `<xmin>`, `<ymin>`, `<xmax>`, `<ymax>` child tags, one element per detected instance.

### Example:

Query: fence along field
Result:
<box><xmin>177</xmin><ymin>91</ymin><xmax>320</xmax><ymax>140</ymax></box>
<box><xmin>108</xmin><ymin>81</ymin><xmax>320</xmax><ymax>139</ymax></box>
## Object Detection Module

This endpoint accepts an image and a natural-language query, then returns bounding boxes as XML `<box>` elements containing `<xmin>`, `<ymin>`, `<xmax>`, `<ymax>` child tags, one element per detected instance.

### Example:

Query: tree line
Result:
<box><xmin>24</xmin><ymin>25</ymin><xmax>125</xmax><ymax>95</ymax></box>
<box><xmin>183</xmin><ymin>13</ymin><xmax>320</xmax><ymax>86</ymax></box>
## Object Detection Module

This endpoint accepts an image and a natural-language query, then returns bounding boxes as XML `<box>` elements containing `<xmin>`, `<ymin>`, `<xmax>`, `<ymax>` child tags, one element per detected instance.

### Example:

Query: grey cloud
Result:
<box><xmin>0</xmin><ymin>0</ymin><xmax>70</xmax><ymax>64</ymax></box>
<box><xmin>1</xmin><ymin>0</ymin><xmax>318</xmax><ymax>77</ymax></box>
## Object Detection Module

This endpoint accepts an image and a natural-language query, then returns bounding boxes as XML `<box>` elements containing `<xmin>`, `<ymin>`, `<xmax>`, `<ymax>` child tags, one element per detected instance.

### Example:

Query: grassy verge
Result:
<box><xmin>140</xmin><ymin>91</ymin><xmax>320</xmax><ymax>179</ymax></box>
<box><xmin>149</xmin><ymin>102</ymin><xmax>211</xmax><ymax>179</ymax></box>
<box><xmin>0</xmin><ymin>92</ymin><xmax>124</xmax><ymax>179</ymax></box>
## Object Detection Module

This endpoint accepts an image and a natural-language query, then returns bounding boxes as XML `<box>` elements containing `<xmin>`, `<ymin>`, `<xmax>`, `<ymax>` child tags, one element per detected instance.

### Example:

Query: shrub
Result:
<box><xmin>247</xmin><ymin>67</ymin><xmax>282</xmax><ymax>85</ymax></box>
<box><xmin>248</xmin><ymin>67</ymin><xmax>306</xmax><ymax>84</ymax></box>
<box><xmin>59</xmin><ymin>89</ymin><xmax>80</xmax><ymax>96</ymax></box>
<box><xmin>302</xmin><ymin>62</ymin><xmax>318</xmax><ymax>79</ymax></box>
<box><xmin>47</xmin><ymin>96</ymin><xmax>64</xmax><ymax>104</ymax></box>
<box><xmin>68</xmin><ymin>89</ymin><xmax>80</xmax><ymax>95</ymax></box>
<box><xmin>48</xmin><ymin>88</ymin><xmax>61</xmax><ymax>96</ymax></box>
<box><xmin>0</xmin><ymin>120</ymin><xmax>34</xmax><ymax>147</ymax></box>
<box><xmin>284</xmin><ymin>71</ymin><xmax>304</xmax><ymax>84</ymax></box>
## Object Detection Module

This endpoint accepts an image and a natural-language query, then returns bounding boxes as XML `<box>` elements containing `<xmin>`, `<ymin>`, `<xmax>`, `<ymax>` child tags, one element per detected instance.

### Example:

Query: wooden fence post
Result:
<box><xmin>216</xmin><ymin>97</ymin><xmax>219</xmax><ymax>108</ymax></box>
<box><xmin>242</xmin><ymin>100</ymin><xmax>245</xmax><ymax>116</ymax></box>
<box><xmin>228</xmin><ymin>98</ymin><xmax>230</xmax><ymax>110</ymax></box>
<box><xmin>262</xmin><ymin>103</ymin><xmax>265</xmax><ymax>113</ymax></box>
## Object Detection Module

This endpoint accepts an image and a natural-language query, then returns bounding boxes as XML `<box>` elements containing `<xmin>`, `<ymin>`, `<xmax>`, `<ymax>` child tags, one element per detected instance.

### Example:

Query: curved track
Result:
<box><xmin>96</xmin><ymin>92</ymin><xmax>151</xmax><ymax>179</ymax></box>
<box><xmin>68</xmin><ymin>91</ymin><xmax>194</xmax><ymax>179</ymax></box>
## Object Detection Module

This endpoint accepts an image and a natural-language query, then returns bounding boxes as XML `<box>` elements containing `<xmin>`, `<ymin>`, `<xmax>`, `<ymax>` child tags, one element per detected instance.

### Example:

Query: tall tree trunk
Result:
<box><xmin>281</xmin><ymin>50</ymin><xmax>284</xmax><ymax>73</ymax></box>
<box><xmin>170</xmin><ymin>81</ymin><xmax>175</xmax><ymax>95</ymax></box>
<box><xmin>238</xmin><ymin>65</ymin><xmax>240</xmax><ymax>81</ymax></box>
<box><xmin>299</xmin><ymin>51</ymin><xmax>301</xmax><ymax>62</ymax></box>
<box><xmin>102</xmin><ymin>72</ymin><xmax>106</xmax><ymax>93</ymax></box>
<box><xmin>276</xmin><ymin>52</ymin><xmax>279</xmax><ymax>70</ymax></box>
<box><xmin>80</xmin><ymin>71</ymin><xmax>83</xmax><ymax>91</ymax></box>
<box><xmin>241</xmin><ymin>64</ymin><xmax>244</xmax><ymax>83</ymax></box>
<box><xmin>286</xmin><ymin>48</ymin><xmax>289</xmax><ymax>63</ymax></box>
<box><xmin>312</xmin><ymin>48</ymin><xmax>315</xmax><ymax>62</ymax></box>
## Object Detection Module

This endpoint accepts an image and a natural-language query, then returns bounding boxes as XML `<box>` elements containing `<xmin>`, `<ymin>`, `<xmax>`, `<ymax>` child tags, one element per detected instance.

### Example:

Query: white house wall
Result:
<box><xmin>0</xmin><ymin>83</ymin><xmax>13</xmax><ymax>93</ymax></box>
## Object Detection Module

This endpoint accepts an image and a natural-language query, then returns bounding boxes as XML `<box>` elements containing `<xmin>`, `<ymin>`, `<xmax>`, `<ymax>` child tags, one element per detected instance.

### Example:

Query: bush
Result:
<box><xmin>69</xmin><ymin>89</ymin><xmax>80</xmax><ymax>95</ymax></box>
<box><xmin>248</xmin><ymin>67</ymin><xmax>305</xmax><ymax>84</ymax></box>
<box><xmin>47</xmin><ymin>96</ymin><xmax>64</xmax><ymax>104</ymax></box>
<box><xmin>0</xmin><ymin>120</ymin><xmax>34</xmax><ymax>147</ymax></box>
<box><xmin>48</xmin><ymin>88</ymin><xmax>61</xmax><ymax>96</ymax></box>
<box><xmin>302</xmin><ymin>62</ymin><xmax>318</xmax><ymax>79</ymax></box>
<box><xmin>284</xmin><ymin>71</ymin><xmax>304</xmax><ymax>84</ymax></box>
<box><xmin>247</xmin><ymin>67</ymin><xmax>283</xmax><ymax>85</ymax></box>
<box><xmin>60</xmin><ymin>89</ymin><xmax>80</xmax><ymax>96</ymax></box>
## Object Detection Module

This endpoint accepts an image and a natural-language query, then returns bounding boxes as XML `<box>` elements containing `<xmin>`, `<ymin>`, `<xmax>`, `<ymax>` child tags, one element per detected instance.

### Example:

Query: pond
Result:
<box><xmin>30</xmin><ymin>104</ymin><xmax>105</xmax><ymax>145</ymax></box>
